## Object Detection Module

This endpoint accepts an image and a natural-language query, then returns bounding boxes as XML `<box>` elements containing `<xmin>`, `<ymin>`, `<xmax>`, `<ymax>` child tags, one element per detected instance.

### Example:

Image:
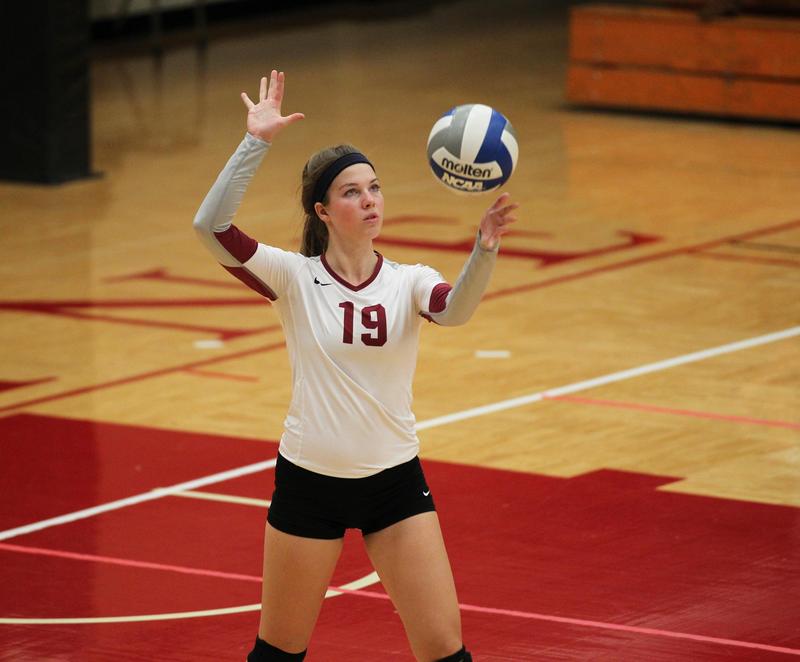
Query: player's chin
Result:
<box><xmin>364</xmin><ymin>218</ymin><xmax>383</xmax><ymax>237</ymax></box>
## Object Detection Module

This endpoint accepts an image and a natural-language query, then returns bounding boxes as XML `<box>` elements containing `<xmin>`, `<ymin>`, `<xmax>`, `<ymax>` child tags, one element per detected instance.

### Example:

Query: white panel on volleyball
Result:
<box><xmin>501</xmin><ymin>131</ymin><xmax>519</xmax><ymax>174</ymax></box>
<box><xmin>460</xmin><ymin>104</ymin><xmax>494</xmax><ymax>164</ymax></box>
<box><xmin>427</xmin><ymin>114</ymin><xmax>454</xmax><ymax>142</ymax></box>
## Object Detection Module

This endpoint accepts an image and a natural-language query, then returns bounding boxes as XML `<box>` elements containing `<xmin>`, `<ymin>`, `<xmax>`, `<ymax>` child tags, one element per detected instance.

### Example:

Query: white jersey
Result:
<box><xmin>245</xmin><ymin>246</ymin><xmax>444</xmax><ymax>477</ymax></box>
<box><xmin>193</xmin><ymin>133</ymin><xmax>499</xmax><ymax>478</ymax></box>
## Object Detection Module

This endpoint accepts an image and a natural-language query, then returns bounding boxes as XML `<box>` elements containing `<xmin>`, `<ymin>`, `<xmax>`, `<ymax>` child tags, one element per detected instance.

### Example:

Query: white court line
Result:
<box><xmin>0</xmin><ymin>459</ymin><xmax>277</xmax><ymax>542</ymax></box>
<box><xmin>416</xmin><ymin>326</ymin><xmax>800</xmax><ymax>431</ymax></box>
<box><xmin>0</xmin><ymin>572</ymin><xmax>381</xmax><ymax>624</ymax></box>
<box><xmin>0</xmin><ymin>325</ymin><xmax>797</xmax><ymax>544</ymax></box>
<box><xmin>325</xmin><ymin>571</ymin><xmax>380</xmax><ymax>598</ymax></box>
<box><xmin>0</xmin><ymin>603</ymin><xmax>262</xmax><ymax>625</ymax></box>
<box><xmin>172</xmin><ymin>490</ymin><xmax>271</xmax><ymax>508</ymax></box>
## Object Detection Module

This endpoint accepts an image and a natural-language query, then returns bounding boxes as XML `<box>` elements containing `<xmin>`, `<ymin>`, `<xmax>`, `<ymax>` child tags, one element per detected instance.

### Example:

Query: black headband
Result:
<box><xmin>313</xmin><ymin>152</ymin><xmax>373</xmax><ymax>204</ymax></box>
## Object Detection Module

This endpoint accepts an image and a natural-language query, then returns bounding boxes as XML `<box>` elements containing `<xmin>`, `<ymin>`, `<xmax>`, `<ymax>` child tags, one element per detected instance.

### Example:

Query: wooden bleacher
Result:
<box><xmin>566</xmin><ymin>2</ymin><xmax>800</xmax><ymax>122</ymax></box>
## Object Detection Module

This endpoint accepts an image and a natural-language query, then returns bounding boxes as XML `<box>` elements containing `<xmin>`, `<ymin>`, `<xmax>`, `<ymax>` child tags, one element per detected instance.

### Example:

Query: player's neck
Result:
<box><xmin>324</xmin><ymin>240</ymin><xmax>378</xmax><ymax>286</ymax></box>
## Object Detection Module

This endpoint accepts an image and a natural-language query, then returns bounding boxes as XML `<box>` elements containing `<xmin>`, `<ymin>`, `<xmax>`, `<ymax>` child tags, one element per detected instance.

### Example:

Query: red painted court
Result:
<box><xmin>1</xmin><ymin>414</ymin><xmax>797</xmax><ymax>660</ymax></box>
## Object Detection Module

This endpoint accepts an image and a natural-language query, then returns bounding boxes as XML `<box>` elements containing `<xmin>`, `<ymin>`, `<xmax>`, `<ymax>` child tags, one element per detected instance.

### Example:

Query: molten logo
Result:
<box><xmin>440</xmin><ymin>157</ymin><xmax>492</xmax><ymax>179</ymax></box>
<box><xmin>430</xmin><ymin>147</ymin><xmax>502</xmax><ymax>184</ymax></box>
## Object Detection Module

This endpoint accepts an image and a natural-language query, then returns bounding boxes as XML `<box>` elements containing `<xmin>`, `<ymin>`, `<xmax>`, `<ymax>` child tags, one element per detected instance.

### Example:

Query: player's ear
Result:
<box><xmin>314</xmin><ymin>202</ymin><xmax>330</xmax><ymax>224</ymax></box>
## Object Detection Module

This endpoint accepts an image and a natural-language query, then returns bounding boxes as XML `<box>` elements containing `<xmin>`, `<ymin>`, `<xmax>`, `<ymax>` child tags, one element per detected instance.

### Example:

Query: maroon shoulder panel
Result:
<box><xmin>214</xmin><ymin>225</ymin><xmax>258</xmax><ymax>263</ymax></box>
<box><xmin>428</xmin><ymin>282</ymin><xmax>453</xmax><ymax>313</ymax></box>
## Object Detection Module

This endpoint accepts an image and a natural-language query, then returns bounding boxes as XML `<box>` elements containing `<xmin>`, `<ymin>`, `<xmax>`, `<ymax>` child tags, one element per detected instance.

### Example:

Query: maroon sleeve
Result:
<box><xmin>214</xmin><ymin>225</ymin><xmax>258</xmax><ymax>263</ymax></box>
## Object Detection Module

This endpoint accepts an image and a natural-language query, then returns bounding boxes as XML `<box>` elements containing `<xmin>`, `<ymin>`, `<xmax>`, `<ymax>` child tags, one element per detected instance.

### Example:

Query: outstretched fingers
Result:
<box><xmin>283</xmin><ymin>111</ymin><xmax>306</xmax><ymax>126</ymax></box>
<box><xmin>495</xmin><ymin>202</ymin><xmax>519</xmax><ymax>217</ymax></box>
<box><xmin>259</xmin><ymin>74</ymin><xmax>269</xmax><ymax>103</ymax></box>
<box><xmin>489</xmin><ymin>201</ymin><xmax>519</xmax><ymax>228</ymax></box>
<box><xmin>493</xmin><ymin>216</ymin><xmax>517</xmax><ymax>232</ymax></box>
<box><xmin>490</xmin><ymin>191</ymin><xmax>512</xmax><ymax>209</ymax></box>
<box><xmin>481</xmin><ymin>193</ymin><xmax>519</xmax><ymax>247</ymax></box>
<box><xmin>242</xmin><ymin>70</ymin><xmax>304</xmax><ymax>142</ymax></box>
<box><xmin>495</xmin><ymin>214</ymin><xmax>517</xmax><ymax>235</ymax></box>
<box><xmin>242</xmin><ymin>71</ymin><xmax>282</xmax><ymax>111</ymax></box>
<box><xmin>270</xmin><ymin>70</ymin><xmax>286</xmax><ymax>105</ymax></box>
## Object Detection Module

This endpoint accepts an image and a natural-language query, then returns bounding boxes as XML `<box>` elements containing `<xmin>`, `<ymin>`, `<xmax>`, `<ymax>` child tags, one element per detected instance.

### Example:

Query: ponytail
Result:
<box><xmin>299</xmin><ymin>213</ymin><xmax>328</xmax><ymax>258</ymax></box>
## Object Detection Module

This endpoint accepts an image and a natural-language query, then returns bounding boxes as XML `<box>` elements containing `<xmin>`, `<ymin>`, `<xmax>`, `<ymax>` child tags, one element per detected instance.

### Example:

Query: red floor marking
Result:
<box><xmin>0</xmin><ymin>341</ymin><xmax>286</xmax><ymax>414</ymax></box>
<box><xmin>545</xmin><ymin>394</ymin><xmax>800</xmax><ymax>430</ymax></box>
<box><xmin>0</xmin><ymin>543</ymin><xmax>262</xmax><ymax>584</ymax></box>
<box><xmin>690</xmin><ymin>251</ymin><xmax>800</xmax><ymax>269</ymax></box>
<box><xmin>484</xmin><ymin>217</ymin><xmax>800</xmax><ymax>301</ymax></box>
<box><xmin>104</xmin><ymin>268</ymin><xmax>247</xmax><ymax>290</ymax></box>
<box><xmin>382</xmin><ymin>215</ymin><xmax>552</xmax><ymax>237</ymax></box>
<box><xmin>330</xmin><ymin>588</ymin><xmax>800</xmax><ymax>657</ymax></box>
<box><xmin>185</xmin><ymin>368</ymin><xmax>260</xmax><ymax>382</ymax></box>
<box><xmin>3</xmin><ymin>221</ymin><xmax>796</xmax><ymax>416</ymax></box>
<box><xmin>49</xmin><ymin>308</ymin><xmax>276</xmax><ymax>341</ymax></box>
<box><xmin>382</xmin><ymin>214</ymin><xmax>459</xmax><ymax>226</ymax></box>
<box><xmin>378</xmin><ymin>230</ymin><xmax>661</xmax><ymax>267</ymax></box>
<box><xmin>0</xmin><ymin>377</ymin><xmax>55</xmax><ymax>394</ymax></box>
<box><xmin>0</xmin><ymin>298</ymin><xmax>276</xmax><ymax>341</ymax></box>
<box><xmin>4</xmin><ymin>541</ymin><xmax>798</xmax><ymax>657</ymax></box>
<box><xmin>0</xmin><ymin>297</ymin><xmax>264</xmax><ymax>310</ymax></box>
<box><xmin>731</xmin><ymin>240</ymin><xmax>800</xmax><ymax>253</ymax></box>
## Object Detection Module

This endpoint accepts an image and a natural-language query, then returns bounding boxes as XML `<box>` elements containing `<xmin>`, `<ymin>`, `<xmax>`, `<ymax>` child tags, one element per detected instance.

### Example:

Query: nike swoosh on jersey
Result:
<box><xmin>314</xmin><ymin>277</ymin><xmax>332</xmax><ymax>286</ymax></box>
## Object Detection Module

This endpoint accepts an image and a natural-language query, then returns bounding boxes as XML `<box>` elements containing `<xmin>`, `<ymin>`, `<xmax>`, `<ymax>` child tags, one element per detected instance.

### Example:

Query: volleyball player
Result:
<box><xmin>193</xmin><ymin>70</ymin><xmax>518</xmax><ymax>662</ymax></box>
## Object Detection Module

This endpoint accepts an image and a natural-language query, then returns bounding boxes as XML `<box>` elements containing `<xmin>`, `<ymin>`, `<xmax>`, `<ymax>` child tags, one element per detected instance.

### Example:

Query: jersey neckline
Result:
<box><xmin>321</xmin><ymin>251</ymin><xmax>384</xmax><ymax>291</ymax></box>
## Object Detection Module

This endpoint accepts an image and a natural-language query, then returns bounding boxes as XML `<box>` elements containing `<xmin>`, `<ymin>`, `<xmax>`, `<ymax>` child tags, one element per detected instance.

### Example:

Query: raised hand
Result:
<box><xmin>241</xmin><ymin>70</ymin><xmax>305</xmax><ymax>143</ymax></box>
<box><xmin>479</xmin><ymin>192</ymin><xmax>518</xmax><ymax>250</ymax></box>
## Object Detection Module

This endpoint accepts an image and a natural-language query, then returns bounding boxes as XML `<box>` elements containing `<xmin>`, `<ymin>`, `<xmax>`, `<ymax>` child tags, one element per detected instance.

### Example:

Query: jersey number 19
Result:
<box><xmin>338</xmin><ymin>302</ymin><xmax>387</xmax><ymax>347</ymax></box>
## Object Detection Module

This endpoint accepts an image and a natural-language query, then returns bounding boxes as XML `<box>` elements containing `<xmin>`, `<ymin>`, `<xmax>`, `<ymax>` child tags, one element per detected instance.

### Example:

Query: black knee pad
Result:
<box><xmin>436</xmin><ymin>645</ymin><xmax>472</xmax><ymax>662</ymax></box>
<box><xmin>246</xmin><ymin>637</ymin><xmax>307</xmax><ymax>661</ymax></box>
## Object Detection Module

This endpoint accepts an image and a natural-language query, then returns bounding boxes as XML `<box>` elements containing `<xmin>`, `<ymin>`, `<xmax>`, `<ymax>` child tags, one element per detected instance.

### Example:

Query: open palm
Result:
<box><xmin>241</xmin><ymin>70</ymin><xmax>305</xmax><ymax>143</ymax></box>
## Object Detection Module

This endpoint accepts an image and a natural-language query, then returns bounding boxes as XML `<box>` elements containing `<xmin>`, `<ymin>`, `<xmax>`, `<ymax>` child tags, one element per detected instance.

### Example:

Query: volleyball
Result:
<box><xmin>426</xmin><ymin>103</ymin><xmax>518</xmax><ymax>193</ymax></box>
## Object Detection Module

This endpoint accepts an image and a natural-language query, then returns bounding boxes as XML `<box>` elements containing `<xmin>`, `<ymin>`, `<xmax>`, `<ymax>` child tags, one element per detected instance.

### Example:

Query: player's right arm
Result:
<box><xmin>415</xmin><ymin>193</ymin><xmax>517</xmax><ymax>325</ymax></box>
<box><xmin>192</xmin><ymin>71</ymin><xmax>305</xmax><ymax>299</ymax></box>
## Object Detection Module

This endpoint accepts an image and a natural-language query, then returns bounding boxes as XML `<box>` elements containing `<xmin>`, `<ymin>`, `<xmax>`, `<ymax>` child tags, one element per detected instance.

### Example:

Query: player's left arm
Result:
<box><xmin>424</xmin><ymin>192</ymin><xmax>517</xmax><ymax>326</ymax></box>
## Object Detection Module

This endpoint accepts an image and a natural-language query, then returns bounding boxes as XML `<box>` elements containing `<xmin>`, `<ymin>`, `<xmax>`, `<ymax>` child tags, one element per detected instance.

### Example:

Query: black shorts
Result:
<box><xmin>267</xmin><ymin>454</ymin><xmax>436</xmax><ymax>539</ymax></box>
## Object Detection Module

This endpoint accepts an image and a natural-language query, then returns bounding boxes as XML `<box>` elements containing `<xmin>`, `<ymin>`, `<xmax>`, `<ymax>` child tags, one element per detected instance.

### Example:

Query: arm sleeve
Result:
<box><xmin>192</xmin><ymin>133</ymin><xmax>303</xmax><ymax>300</ymax></box>
<box><xmin>417</xmin><ymin>233</ymin><xmax>499</xmax><ymax>326</ymax></box>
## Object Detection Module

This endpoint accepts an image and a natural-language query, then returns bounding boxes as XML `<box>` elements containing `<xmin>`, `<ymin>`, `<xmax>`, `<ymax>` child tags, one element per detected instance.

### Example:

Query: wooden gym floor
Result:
<box><xmin>0</xmin><ymin>1</ymin><xmax>798</xmax><ymax>660</ymax></box>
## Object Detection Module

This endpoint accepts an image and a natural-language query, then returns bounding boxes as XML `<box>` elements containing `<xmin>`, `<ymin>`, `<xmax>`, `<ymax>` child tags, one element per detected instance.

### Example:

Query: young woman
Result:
<box><xmin>193</xmin><ymin>70</ymin><xmax>517</xmax><ymax>662</ymax></box>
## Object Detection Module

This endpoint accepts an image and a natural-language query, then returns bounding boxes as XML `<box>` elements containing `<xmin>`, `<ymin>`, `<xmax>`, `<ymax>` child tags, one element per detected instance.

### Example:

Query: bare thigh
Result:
<box><xmin>364</xmin><ymin>512</ymin><xmax>463</xmax><ymax>662</ymax></box>
<box><xmin>258</xmin><ymin>522</ymin><xmax>344</xmax><ymax>653</ymax></box>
